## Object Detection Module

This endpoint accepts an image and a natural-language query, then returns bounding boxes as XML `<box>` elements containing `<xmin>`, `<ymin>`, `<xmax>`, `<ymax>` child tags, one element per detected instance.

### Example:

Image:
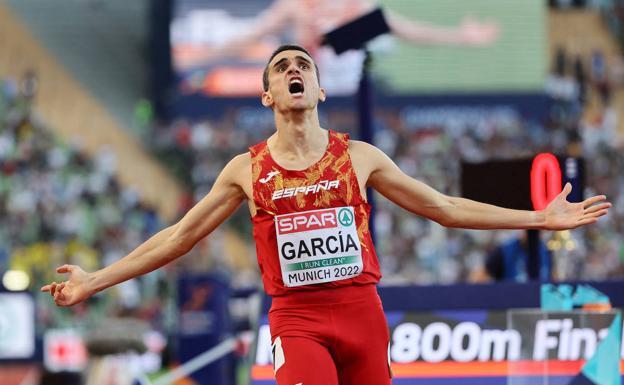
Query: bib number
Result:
<box><xmin>275</xmin><ymin>207</ymin><xmax>363</xmax><ymax>287</ymax></box>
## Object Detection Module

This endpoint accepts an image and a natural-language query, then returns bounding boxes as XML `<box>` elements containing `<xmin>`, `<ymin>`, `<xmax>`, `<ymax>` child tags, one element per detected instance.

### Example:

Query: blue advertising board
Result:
<box><xmin>250</xmin><ymin>282</ymin><xmax>624</xmax><ymax>385</ymax></box>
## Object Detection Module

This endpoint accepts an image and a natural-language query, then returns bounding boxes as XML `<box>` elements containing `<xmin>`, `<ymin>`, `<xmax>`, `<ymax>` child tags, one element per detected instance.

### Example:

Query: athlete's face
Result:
<box><xmin>262</xmin><ymin>50</ymin><xmax>326</xmax><ymax>111</ymax></box>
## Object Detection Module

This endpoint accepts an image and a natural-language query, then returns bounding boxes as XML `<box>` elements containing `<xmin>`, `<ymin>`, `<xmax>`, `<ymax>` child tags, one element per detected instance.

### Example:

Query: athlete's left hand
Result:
<box><xmin>543</xmin><ymin>183</ymin><xmax>611</xmax><ymax>230</ymax></box>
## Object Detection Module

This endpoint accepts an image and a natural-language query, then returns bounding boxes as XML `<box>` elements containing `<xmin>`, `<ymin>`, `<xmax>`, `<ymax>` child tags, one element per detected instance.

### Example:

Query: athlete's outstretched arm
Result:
<box><xmin>353</xmin><ymin>142</ymin><xmax>611</xmax><ymax>231</ymax></box>
<box><xmin>41</xmin><ymin>154</ymin><xmax>250</xmax><ymax>307</ymax></box>
<box><xmin>384</xmin><ymin>10</ymin><xmax>499</xmax><ymax>46</ymax></box>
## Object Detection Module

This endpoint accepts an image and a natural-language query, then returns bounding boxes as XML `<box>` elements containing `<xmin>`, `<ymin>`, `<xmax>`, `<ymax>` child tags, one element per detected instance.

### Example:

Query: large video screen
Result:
<box><xmin>171</xmin><ymin>0</ymin><xmax>546</xmax><ymax>97</ymax></box>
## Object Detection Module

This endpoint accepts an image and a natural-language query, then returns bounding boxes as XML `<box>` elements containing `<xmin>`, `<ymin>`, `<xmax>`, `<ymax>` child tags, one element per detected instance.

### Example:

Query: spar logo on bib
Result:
<box><xmin>337</xmin><ymin>208</ymin><xmax>354</xmax><ymax>226</ymax></box>
<box><xmin>276</xmin><ymin>209</ymin><xmax>337</xmax><ymax>235</ymax></box>
<box><xmin>275</xmin><ymin>207</ymin><xmax>363</xmax><ymax>287</ymax></box>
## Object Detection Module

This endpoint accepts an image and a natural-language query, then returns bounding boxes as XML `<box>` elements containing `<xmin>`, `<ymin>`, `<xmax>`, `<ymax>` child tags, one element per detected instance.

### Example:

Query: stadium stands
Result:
<box><xmin>0</xmin><ymin>1</ymin><xmax>183</xmax><ymax>220</ymax></box>
<box><xmin>0</xmin><ymin>77</ymin><xmax>176</xmax><ymax>331</ymax></box>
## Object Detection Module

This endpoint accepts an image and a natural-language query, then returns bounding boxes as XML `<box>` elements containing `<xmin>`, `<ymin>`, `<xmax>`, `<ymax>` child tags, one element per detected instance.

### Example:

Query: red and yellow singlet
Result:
<box><xmin>250</xmin><ymin>130</ymin><xmax>381</xmax><ymax>296</ymax></box>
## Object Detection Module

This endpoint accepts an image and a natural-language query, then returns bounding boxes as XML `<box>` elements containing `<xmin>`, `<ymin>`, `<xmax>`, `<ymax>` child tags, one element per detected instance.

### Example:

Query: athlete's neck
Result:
<box><xmin>269</xmin><ymin>109</ymin><xmax>327</xmax><ymax>163</ymax></box>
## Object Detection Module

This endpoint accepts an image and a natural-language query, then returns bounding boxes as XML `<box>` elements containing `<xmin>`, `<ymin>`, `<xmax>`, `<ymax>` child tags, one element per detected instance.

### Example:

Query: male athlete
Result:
<box><xmin>43</xmin><ymin>45</ymin><xmax>611</xmax><ymax>385</ymax></box>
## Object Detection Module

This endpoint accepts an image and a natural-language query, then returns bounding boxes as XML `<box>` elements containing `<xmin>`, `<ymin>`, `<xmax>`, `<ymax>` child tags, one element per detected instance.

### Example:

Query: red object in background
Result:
<box><xmin>0</xmin><ymin>365</ymin><xmax>39</xmax><ymax>385</ymax></box>
<box><xmin>1</xmin><ymin>161</ymin><xmax>16</xmax><ymax>176</ymax></box>
<box><xmin>461</xmin><ymin>154</ymin><xmax>582</xmax><ymax>211</ymax></box>
<box><xmin>174</xmin><ymin>122</ymin><xmax>192</xmax><ymax>148</ymax></box>
<box><xmin>530</xmin><ymin>153</ymin><xmax>562</xmax><ymax>211</ymax></box>
<box><xmin>43</xmin><ymin>330</ymin><xmax>88</xmax><ymax>372</ymax></box>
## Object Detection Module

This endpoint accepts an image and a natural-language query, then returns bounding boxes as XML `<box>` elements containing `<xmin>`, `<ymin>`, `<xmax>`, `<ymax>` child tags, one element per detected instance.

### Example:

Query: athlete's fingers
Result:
<box><xmin>583</xmin><ymin>209</ymin><xmax>609</xmax><ymax>219</ymax></box>
<box><xmin>582</xmin><ymin>195</ymin><xmax>607</xmax><ymax>208</ymax></box>
<box><xmin>57</xmin><ymin>265</ymin><xmax>74</xmax><ymax>274</ymax></box>
<box><xmin>584</xmin><ymin>202</ymin><xmax>611</xmax><ymax>214</ymax></box>
<box><xmin>54</xmin><ymin>283</ymin><xmax>65</xmax><ymax>301</ymax></box>
<box><xmin>49</xmin><ymin>282</ymin><xmax>57</xmax><ymax>296</ymax></box>
<box><xmin>41</xmin><ymin>284</ymin><xmax>51</xmax><ymax>292</ymax></box>
<box><xmin>576</xmin><ymin>218</ymin><xmax>598</xmax><ymax>227</ymax></box>
<box><xmin>588</xmin><ymin>209</ymin><xmax>609</xmax><ymax>219</ymax></box>
<box><xmin>560</xmin><ymin>183</ymin><xmax>572</xmax><ymax>199</ymax></box>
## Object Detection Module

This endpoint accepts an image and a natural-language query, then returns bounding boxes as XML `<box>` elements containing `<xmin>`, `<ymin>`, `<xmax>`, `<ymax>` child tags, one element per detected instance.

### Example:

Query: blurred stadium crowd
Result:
<box><xmin>0</xmin><ymin>75</ymin><xmax>175</xmax><ymax>331</ymax></box>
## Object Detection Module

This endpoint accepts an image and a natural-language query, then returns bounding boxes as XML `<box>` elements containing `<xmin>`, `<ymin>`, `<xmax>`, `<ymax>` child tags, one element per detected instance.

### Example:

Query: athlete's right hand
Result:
<box><xmin>40</xmin><ymin>265</ymin><xmax>94</xmax><ymax>307</ymax></box>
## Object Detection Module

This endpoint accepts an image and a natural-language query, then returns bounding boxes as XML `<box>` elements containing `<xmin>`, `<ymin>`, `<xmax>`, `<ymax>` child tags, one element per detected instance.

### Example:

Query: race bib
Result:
<box><xmin>275</xmin><ymin>207</ymin><xmax>363</xmax><ymax>287</ymax></box>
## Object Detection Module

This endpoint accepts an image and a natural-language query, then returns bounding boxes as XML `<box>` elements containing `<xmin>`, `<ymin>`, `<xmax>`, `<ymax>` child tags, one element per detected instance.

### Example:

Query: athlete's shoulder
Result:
<box><xmin>348</xmin><ymin>139</ymin><xmax>383</xmax><ymax>156</ymax></box>
<box><xmin>227</xmin><ymin>152</ymin><xmax>251</xmax><ymax>171</ymax></box>
<box><xmin>348</xmin><ymin>140</ymin><xmax>395</xmax><ymax>176</ymax></box>
<box><xmin>232</xmin><ymin>151</ymin><xmax>251</xmax><ymax>163</ymax></box>
<box><xmin>221</xmin><ymin>152</ymin><xmax>251</xmax><ymax>184</ymax></box>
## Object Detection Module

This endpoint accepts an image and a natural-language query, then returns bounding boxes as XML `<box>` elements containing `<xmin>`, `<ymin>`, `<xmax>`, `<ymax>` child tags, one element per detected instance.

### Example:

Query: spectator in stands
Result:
<box><xmin>574</xmin><ymin>55</ymin><xmax>589</xmax><ymax>105</ymax></box>
<box><xmin>590</xmin><ymin>50</ymin><xmax>611</xmax><ymax>105</ymax></box>
<box><xmin>471</xmin><ymin>231</ymin><xmax>553</xmax><ymax>283</ymax></box>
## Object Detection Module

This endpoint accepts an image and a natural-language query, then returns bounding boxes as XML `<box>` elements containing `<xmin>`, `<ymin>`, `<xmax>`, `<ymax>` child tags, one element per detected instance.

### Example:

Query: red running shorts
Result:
<box><xmin>268</xmin><ymin>284</ymin><xmax>392</xmax><ymax>385</ymax></box>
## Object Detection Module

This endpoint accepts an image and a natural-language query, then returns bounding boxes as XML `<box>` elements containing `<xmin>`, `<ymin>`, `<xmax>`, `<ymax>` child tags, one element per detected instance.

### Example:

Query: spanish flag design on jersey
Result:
<box><xmin>250</xmin><ymin>130</ymin><xmax>381</xmax><ymax>296</ymax></box>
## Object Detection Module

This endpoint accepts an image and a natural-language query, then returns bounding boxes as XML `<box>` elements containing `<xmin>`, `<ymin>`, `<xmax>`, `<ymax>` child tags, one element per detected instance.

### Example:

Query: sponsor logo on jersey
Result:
<box><xmin>259</xmin><ymin>170</ymin><xmax>280</xmax><ymax>184</ymax></box>
<box><xmin>272</xmin><ymin>180</ymin><xmax>339</xmax><ymax>200</ymax></box>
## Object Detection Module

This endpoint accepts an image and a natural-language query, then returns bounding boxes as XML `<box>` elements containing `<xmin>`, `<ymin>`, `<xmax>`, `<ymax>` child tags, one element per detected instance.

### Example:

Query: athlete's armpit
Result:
<box><xmin>350</xmin><ymin>141</ymin><xmax>453</xmax><ymax>225</ymax></box>
<box><xmin>171</xmin><ymin>153</ymin><xmax>250</xmax><ymax>251</ymax></box>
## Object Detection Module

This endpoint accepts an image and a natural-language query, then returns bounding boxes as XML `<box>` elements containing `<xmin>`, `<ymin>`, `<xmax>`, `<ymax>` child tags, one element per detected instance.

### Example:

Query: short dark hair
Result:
<box><xmin>262</xmin><ymin>44</ymin><xmax>320</xmax><ymax>92</ymax></box>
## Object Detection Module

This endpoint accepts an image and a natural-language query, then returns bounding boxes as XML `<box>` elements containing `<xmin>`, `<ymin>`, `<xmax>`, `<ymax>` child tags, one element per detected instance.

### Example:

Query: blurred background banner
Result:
<box><xmin>251</xmin><ymin>283</ymin><xmax>624</xmax><ymax>385</ymax></box>
<box><xmin>170</xmin><ymin>0</ymin><xmax>545</xmax><ymax>98</ymax></box>
<box><xmin>176</xmin><ymin>273</ymin><xmax>233</xmax><ymax>385</ymax></box>
<box><xmin>0</xmin><ymin>293</ymin><xmax>35</xmax><ymax>360</ymax></box>
<box><xmin>371</xmin><ymin>0</ymin><xmax>546</xmax><ymax>93</ymax></box>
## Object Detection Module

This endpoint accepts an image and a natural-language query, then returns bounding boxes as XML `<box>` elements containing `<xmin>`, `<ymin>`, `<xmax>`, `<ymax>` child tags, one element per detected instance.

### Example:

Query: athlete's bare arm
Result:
<box><xmin>41</xmin><ymin>153</ymin><xmax>252</xmax><ymax>307</ymax></box>
<box><xmin>384</xmin><ymin>11</ymin><xmax>499</xmax><ymax>46</ymax></box>
<box><xmin>178</xmin><ymin>0</ymin><xmax>293</xmax><ymax>66</ymax></box>
<box><xmin>179</xmin><ymin>0</ymin><xmax>498</xmax><ymax>69</ymax></box>
<box><xmin>349</xmin><ymin>141</ymin><xmax>611</xmax><ymax>231</ymax></box>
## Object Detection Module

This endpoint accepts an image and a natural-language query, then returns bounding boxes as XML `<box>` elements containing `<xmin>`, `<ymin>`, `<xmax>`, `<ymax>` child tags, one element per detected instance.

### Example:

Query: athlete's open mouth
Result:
<box><xmin>288</xmin><ymin>78</ymin><xmax>304</xmax><ymax>95</ymax></box>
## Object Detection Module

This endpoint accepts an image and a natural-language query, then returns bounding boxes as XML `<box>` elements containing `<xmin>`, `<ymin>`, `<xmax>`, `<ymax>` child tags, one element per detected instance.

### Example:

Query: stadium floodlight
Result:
<box><xmin>2</xmin><ymin>270</ymin><xmax>30</xmax><ymax>291</ymax></box>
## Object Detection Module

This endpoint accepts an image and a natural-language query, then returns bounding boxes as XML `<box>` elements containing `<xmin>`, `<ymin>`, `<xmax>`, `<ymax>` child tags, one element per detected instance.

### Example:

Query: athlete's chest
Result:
<box><xmin>245</xmin><ymin>169</ymin><xmax>364</xmax><ymax>216</ymax></box>
<box><xmin>256</xmin><ymin>165</ymin><xmax>347</xmax><ymax>207</ymax></box>
<box><xmin>246</xmin><ymin>134</ymin><xmax>371</xmax><ymax>214</ymax></box>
